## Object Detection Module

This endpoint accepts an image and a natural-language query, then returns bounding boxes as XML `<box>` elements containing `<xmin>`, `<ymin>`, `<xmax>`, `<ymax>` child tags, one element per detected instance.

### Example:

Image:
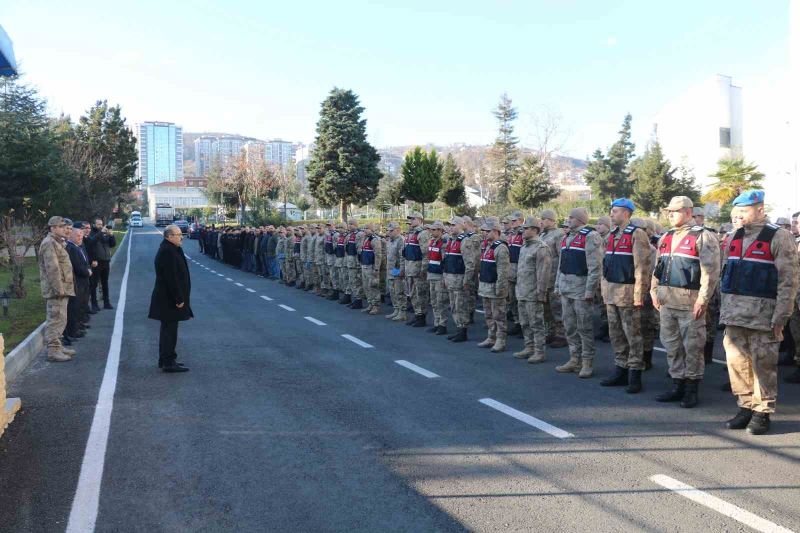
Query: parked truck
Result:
<box><xmin>155</xmin><ymin>203</ymin><xmax>175</xmax><ymax>227</ymax></box>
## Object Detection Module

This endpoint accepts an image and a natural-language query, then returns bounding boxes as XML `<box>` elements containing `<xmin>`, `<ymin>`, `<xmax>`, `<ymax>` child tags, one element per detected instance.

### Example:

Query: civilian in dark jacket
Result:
<box><xmin>80</xmin><ymin>221</ymin><xmax>97</xmax><ymax>318</ymax></box>
<box><xmin>87</xmin><ymin>217</ymin><xmax>116</xmax><ymax>311</ymax></box>
<box><xmin>148</xmin><ymin>225</ymin><xmax>192</xmax><ymax>373</ymax></box>
<box><xmin>66</xmin><ymin>224</ymin><xmax>92</xmax><ymax>339</ymax></box>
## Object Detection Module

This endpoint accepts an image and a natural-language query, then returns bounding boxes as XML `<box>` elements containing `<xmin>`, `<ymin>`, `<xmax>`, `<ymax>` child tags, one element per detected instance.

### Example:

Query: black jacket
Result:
<box><xmin>66</xmin><ymin>240</ymin><xmax>92</xmax><ymax>286</ymax></box>
<box><xmin>87</xmin><ymin>228</ymin><xmax>117</xmax><ymax>261</ymax></box>
<box><xmin>148</xmin><ymin>240</ymin><xmax>193</xmax><ymax>322</ymax></box>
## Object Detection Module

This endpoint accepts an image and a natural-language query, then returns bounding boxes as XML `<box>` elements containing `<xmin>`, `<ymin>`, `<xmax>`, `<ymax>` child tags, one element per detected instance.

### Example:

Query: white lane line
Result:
<box><xmin>217</xmin><ymin>274</ymin><xmax>223</xmax><ymax>277</ymax></box>
<box><xmin>304</xmin><ymin>316</ymin><xmax>326</xmax><ymax>326</ymax></box>
<box><xmin>279</xmin><ymin>304</ymin><xmax>295</xmax><ymax>312</ymax></box>
<box><xmin>235</xmin><ymin>282</ymin><xmax>244</xmax><ymax>287</ymax></box>
<box><xmin>67</xmin><ymin>230</ymin><xmax>133</xmax><ymax>532</ymax></box>
<box><xmin>341</xmin><ymin>334</ymin><xmax>373</xmax><ymax>348</ymax></box>
<box><xmin>225</xmin><ymin>277</ymin><xmax>233</xmax><ymax>281</ymax></box>
<box><xmin>260</xmin><ymin>295</ymin><xmax>273</xmax><ymax>301</ymax></box>
<box><xmin>246</xmin><ymin>288</ymin><xmax>256</xmax><ymax>293</ymax></box>
<box><xmin>650</xmin><ymin>475</ymin><xmax>794</xmax><ymax>533</ymax></box>
<box><xmin>712</xmin><ymin>358</ymin><xmax>726</xmax><ymax>365</ymax></box>
<box><xmin>654</xmin><ymin>346</ymin><xmax>667</xmax><ymax>352</ymax></box>
<box><xmin>395</xmin><ymin>360</ymin><xmax>440</xmax><ymax>378</ymax></box>
<box><xmin>475</xmin><ymin>309</ymin><xmax>485</xmax><ymax>314</ymax></box>
<box><xmin>210</xmin><ymin>270</ymin><xmax>216</xmax><ymax>273</ymax></box>
<box><xmin>478</xmin><ymin>398</ymin><xmax>574</xmax><ymax>439</ymax></box>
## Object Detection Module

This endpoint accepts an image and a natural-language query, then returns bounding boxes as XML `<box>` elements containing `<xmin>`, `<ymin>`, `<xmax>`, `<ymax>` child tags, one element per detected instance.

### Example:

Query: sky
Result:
<box><xmin>0</xmin><ymin>1</ymin><xmax>794</xmax><ymax>166</ymax></box>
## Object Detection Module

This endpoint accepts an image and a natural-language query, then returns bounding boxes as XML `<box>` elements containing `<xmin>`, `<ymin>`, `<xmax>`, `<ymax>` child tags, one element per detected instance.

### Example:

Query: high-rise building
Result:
<box><xmin>193</xmin><ymin>135</ymin><xmax>253</xmax><ymax>176</ymax></box>
<box><xmin>193</xmin><ymin>136</ymin><xmax>216</xmax><ymax>178</ymax></box>
<box><xmin>265</xmin><ymin>139</ymin><xmax>296</xmax><ymax>169</ymax></box>
<box><xmin>137</xmin><ymin>121</ymin><xmax>183</xmax><ymax>186</ymax></box>
<box><xmin>652</xmin><ymin>74</ymin><xmax>743</xmax><ymax>191</ymax></box>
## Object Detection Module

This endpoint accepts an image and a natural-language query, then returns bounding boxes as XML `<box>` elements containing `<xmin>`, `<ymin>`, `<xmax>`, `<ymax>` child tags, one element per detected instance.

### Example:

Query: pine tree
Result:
<box><xmin>631</xmin><ymin>141</ymin><xmax>673</xmax><ymax>213</ymax></box>
<box><xmin>510</xmin><ymin>154</ymin><xmax>560</xmax><ymax>210</ymax></box>
<box><xmin>306</xmin><ymin>88</ymin><xmax>381</xmax><ymax>221</ymax></box>
<box><xmin>401</xmin><ymin>147</ymin><xmax>443</xmax><ymax>219</ymax></box>
<box><xmin>488</xmin><ymin>93</ymin><xmax>520</xmax><ymax>203</ymax></box>
<box><xmin>584</xmin><ymin>114</ymin><xmax>636</xmax><ymax>201</ymax></box>
<box><xmin>438</xmin><ymin>153</ymin><xmax>467</xmax><ymax>208</ymax></box>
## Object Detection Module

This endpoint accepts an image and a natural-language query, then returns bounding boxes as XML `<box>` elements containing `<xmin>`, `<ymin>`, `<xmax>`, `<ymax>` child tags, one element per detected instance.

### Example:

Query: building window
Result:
<box><xmin>719</xmin><ymin>127</ymin><xmax>731</xmax><ymax>148</ymax></box>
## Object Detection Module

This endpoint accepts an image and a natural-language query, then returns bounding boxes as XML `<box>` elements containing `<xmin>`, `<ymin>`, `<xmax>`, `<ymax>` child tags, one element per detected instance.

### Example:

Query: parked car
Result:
<box><xmin>174</xmin><ymin>220</ymin><xmax>189</xmax><ymax>234</ymax></box>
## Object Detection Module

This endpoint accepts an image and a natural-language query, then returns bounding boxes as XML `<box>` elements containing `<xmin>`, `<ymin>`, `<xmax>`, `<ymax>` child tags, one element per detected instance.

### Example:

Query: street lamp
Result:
<box><xmin>0</xmin><ymin>291</ymin><xmax>9</xmax><ymax>318</ymax></box>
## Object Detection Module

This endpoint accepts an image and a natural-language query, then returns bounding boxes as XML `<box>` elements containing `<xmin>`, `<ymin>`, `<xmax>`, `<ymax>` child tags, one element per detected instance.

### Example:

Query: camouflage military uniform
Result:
<box><xmin>313</xmin><ymin>229</ymin><xmax>327</xmax><ymax>293</ymax></box>
<box><xmin>324</xmin><ymin>227</ymin><xmax>337</xmax><ymax>293</ymax></box>
<box><xmin>515</xmin><ymin>230</ymin><xmax>551</xmax><ymax>361</ymax></box>
<box><xmin>38</xmin><ymin>231</ymin><xmax>75</xmax><ymax>356</ymax></box>
<box><xmin>444</xmin><ymin>231</ymin><xmax>480</xmax><ymax>332</ymax></box>
<box><xmin>385</xmin><ymin>232</ymin><xmax>405</xmax><ymax>320</ymax></box>
<box><xmin>360</xmin><ymin>233</ymin><xmax>383</xmax><ymax>311</ymax></box>
<box><xmin>721</xmin><ymin>221</ymin><xmax>798</xmax><ymax>414</ymax></box>
<box><xmin>301</xmin><ymin>230</ymin><xmax>314</xmax><ymax>289</ymax></box>
<box><xmin>464</xmin><ymin>231</ymin><xmax>483</xmax><ymax>320</ymax></box>
<box><xmin>401</xmin><ymin>225</ymin><xmax>430</xmax><ymax>318</ymax></box>
<box><xmin>426</xmin><ymin>230</ymin><xmax>449</xmax><ymax>330</ymax></box>
<box><xmin>541</xmin><ymin>226</ymin><xmax>565</xmax><ymax>338</ymax></box>
<box><xmin>478</xmin><ymin>236</ymin><xmax>510</xmax><ymax>351</ymax></box>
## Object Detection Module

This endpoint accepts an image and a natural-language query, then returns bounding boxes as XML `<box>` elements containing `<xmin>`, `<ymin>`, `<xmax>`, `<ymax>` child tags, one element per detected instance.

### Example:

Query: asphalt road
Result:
<box><xmin>1</xmin><ymin>223</ymin><xmax>798</xmax><ymax>532</ymax></box>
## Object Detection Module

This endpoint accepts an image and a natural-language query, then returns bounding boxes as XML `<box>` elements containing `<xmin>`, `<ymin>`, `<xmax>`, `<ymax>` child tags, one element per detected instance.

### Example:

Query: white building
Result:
<box><xmin>266</xmin><ymin>139</ymin><xmax>296</xmax><ymax>169</ymax></box>
<box><xmin>137</xmin><ymin>122</ymin><xmax>184</xmax><ymax>186</ymax></box>
<box><xmin>464</xmin><ymin>186</ymin><xmax>487</xmax><ymax>209</ymax></box>
<box><xmin>652</xmin><ymin>74</ymin><xmax>743</xmax><ymax>190</ymax></box>
<box><xmin>270</xmin><ymin>200</ymin><xmax>302</xmax><ymax>221</ymax></box>
<box><xmin>147</xmin><ymin>182</ymin><xmax>210</xmax><ymax>218</ymax></box>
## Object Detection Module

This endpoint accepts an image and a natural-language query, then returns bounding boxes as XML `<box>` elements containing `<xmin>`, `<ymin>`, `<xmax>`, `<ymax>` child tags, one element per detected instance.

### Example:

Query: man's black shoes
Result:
<box><xmin>160</xmin><ymin>362</ymin><xmax>189</xmax><ymax>373</ymax></box>
<box><xmin>104</xmin><ymin>302</ymin><xmax>114</xmax><ymax>310</ymax></box>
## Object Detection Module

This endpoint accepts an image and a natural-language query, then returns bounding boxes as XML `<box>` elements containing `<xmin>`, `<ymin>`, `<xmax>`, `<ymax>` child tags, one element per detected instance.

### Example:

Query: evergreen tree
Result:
<box><xmin>438</xmin><ymin>153</ymin><xmax>467</xmax><ymax>208</ymax></box>
<box><xmin>400</xmin><ymin>147</ymin><xmax>443</xmax><ymax>219</ymax></box>
<box><xmin>488</xmin><ymin>93</ymin><xmax>520</xmax><ymax>203</ymax></box>
<box><xmin>510</xmin><ymin>154</ymin><xmax>560</xmax><ymax>210</ymax></box>
<box><xmin>306</xmin><ymin>88</ymin><xmax>381</xmax><ymax>221</ymax></box>
<box><xmin>584</xmin><ymin>114</ymin><xmax>635</xmax><ymax>201</ymax></box>
<box><xmin>631</xmin><ymin>141</ymin><xmax>674</xmax><ymax>213</ymax></box>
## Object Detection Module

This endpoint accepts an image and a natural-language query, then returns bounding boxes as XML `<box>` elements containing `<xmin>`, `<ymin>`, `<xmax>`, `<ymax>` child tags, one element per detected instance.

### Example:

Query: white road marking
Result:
<box><xmin>225</xmin><ymin>277</ymin><xmax>233</xmax><ymax>281</ymax></box>
<box><xmin>654</xmin><ymin>346</ymin><xmax>667</xmax><ymax>352</ymax></box>
<box><xmin>304</xmin><ymin>316</ymin><xmax>326</xmax><ymax>326</ymax></box>
<box><xmin>279</xmin><ymin>304</ymin><xmax>295</xmax><ymax>312</ymax></box>
<box><xmin>235</xmin><ymin>282</ymin><xmax>244</xmax><ymax>287</ymax></box>
<box><xmin>246</xmin><ymin>288</ymin><xmax>256</xmax><ymax>293</ymax></box>
<box><xmin>650</xmin><ymin>474</ymin><xmax>794</xmax><ymax>533</ymax></box>
<box><xmin>478</xmin><ymin>398</ymin><xmax>574</xmax><ymax>439</ymax></box>
<box><xmin>475</xmin><ymin>309</ymin><xmax>485</xmax><ymax>314</ymax></box>
<box><xmin>67</xmin><ymin>230</ymin><xmax>133</xmax><ymax>533</ymax></box>
<box><xmin>210</xmin><ymin>270</ymin><xmax>216</xmax><ymax>273</ymax></box>
<box><xmin>260</xmin><ymin>295</ymin><xmax>273</xmax><ymax>301</ymax></box>
<box><xmin>395</xmin><ymin>360</ymin><xmax>439</xmax><ymax>378</ymax></box>
<box><xmin>217</xmin><ymin>274</ymin><xmax>223</xmax><ymax>277</ymax></box>
<box><xmin>341</xmin><ymin>334</ymin><xmax>373</xmax><ymax>348</ymax></box>
<box><xmin>712</xmin><ymin>358</ymin><xmax>726</xmax><ymax>365</ymax></box>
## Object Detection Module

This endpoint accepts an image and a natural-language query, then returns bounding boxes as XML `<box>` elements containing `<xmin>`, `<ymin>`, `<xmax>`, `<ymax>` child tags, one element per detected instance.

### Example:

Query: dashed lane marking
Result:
<box><xmin>475</xmin><ymin>309</ymin><xmax>485</xmax><ymax>314</ymax></box>
<box><xmin>217</xmin><ymin>274</ymin><xmax>223</xmax><ymax>277</ymax></box>
<box><xmin>260</xmin><ymin>295</ymin><xmax>273</xmax><ymax>301</ymax></box>
<box><xmin>246</xmin><ymin>288</ymin><xmax>256</xmax><ymax>293</ymax></box>
<box><xmin>650</xmin><ymin>475</ymin><xmax>794</xmax><ymax>533</ymax></box>
<box><xmin>304</xmin><ymin>316</ymin><xmax>326</xmax><ymax>326</ymax></box>
<box><xmin>395</xmin><ymin>360</ymin><xmax>440</xmax><ymax>378</ymax></box>
<box><xmin>235</xmin><ymin>282</ymin><xmax>244</xmax><ymax>287</ymax></box>
<box><xmin>478</xmin><ymin>398</ymin><xmax>574</xmax><ymax>439</ymax></box>
<box><xmin>225</xmin><ymin>277</ymin><xmax>233</xmax><ymax>281</ymax></box>
<box><xmin>341</xmin><ymin>334</ymin><xmax>373</xmax><ymax>348</ymax></box>
<box><xmin>279</xmin><ymin>304</ymin><xmax>295</xmax><ymax>312</ymax></box>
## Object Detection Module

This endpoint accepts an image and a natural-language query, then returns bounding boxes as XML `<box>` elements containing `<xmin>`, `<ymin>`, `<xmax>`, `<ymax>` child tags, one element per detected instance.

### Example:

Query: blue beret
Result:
<box><xmin>732</xmin><ymin>189</ymin><xmax>764</xmax><ymax>207</ymax></box>
<box><xmin>611</xmin><ymin>198</ymin><xmax>635</xmax><ymax>212</ymax></box>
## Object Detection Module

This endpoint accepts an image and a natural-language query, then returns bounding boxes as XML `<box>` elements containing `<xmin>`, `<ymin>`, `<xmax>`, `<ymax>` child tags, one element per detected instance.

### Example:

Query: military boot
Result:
<box><xmin>47</xmin><ymin>350</ymin><xmax>72</xmax><ymax>362</ymax></box>
<box><xmin>392</xmin><ymin>312</ymin><xmax>407</xmax><ymax>322</ymax></box>
<box><xmin>61</xmin><ymin>345</ymin><xmax>76</xmax><ymax>356</ymax></box>
<box><xmin>625</xmin><ymin>369</ymin><xmax>643</xmax><ymax>393</ymax></box>
<box><xmin>725</xmin><ymin>407</ymin><xmax>753</xmax><ymax>429</ymax></box>
<box><xmin>555</xmin><ymin>356</ymin><xmax>581</xmax><ymax>373</ymax></box>
<box><xmin>350</xmin><ymin>299</ymin><xmax>363</xmax><ymax>310</ymax></box>
<box><xmin>578</xmin><ymin>359</ymin><xmax>594</xmax><ymax>378</ymax></box>
<box><xmin>643</xmin><ymin>350</ymin><xmax>653</xmax><ymax>371</ymax></box>
<box><xmin>339</xmin><ymin>293</ymin><xmax>352</xmax><ymax>305</ymax></box>
<box><xmin>435</xmin><ymin>326</ymin><xmax>447</xmax><ymax>335</ymax></box>
<box><xmin>600</xmin><ymin>366</ymin><xmax>629</xmax><ymax>386</ymax></box>
<box><xmin>361</xmin><ymin>304</ymin><xmax>371</xmax><ymax>313</ymax></box>
<box><xmin>490</xmin><ymin>339</ymin><xmax>506</xmax><ymax>353</ymax></box>
<box><xmin>680</xmin><ymin>379</ymin><xmax>699</xmax><ymax>408</ymax></box>
<box><xmin>427</xmin><ymin>326</ymin><xmax>439</xmax><ymax>333</ymax></box>
<box><xmin>513</xmin><ymin>347</ymin><xmax>534</xmax><ymax>359</ymax></box>
<box><xmin>368</xmin><ymin>305</ymin><xmax>380</xmax><ymax>315</ymax></box>
<box><xmin>527</xmin><ymin>353</ymin><xmax>546</xmax><ymax>364</ymax></box>
<box><xmin>385</xmin><ymin>309</ymin><xmax>398</xmax><ymax>319</ymax></box>
<box><xmin>412</xmin><ymin>314</ymin><xmax>426</xmax><ymax>327</ymax></box>
<box><xmin>656</xmin><ymin>379</ymin><xmax>685</xmax><ymax>402</ymax></box>
<box><xmin>327</xmin><ymin>290</ymin><xmax>339</xmax><ymax>301</ymax></box>
<box><xmin>746</xmin><ymin>412</ymin><xmax>770</xmax><ymax>435</ymax></box>
<box><xmin>477</xmin><ymin>337</ymin><xmax>495</xmax><ymax>348</ymax></box>
<box><xmin>450</xmin><ymin>328</ymin><xmax>468</xmax><ymax>342</ymax></box>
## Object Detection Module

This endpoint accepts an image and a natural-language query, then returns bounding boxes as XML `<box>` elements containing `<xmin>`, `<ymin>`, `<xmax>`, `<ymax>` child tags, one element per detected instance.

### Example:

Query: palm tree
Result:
<box><xmin>701</xmin><ymin>158</ymin><xmax>765</xmax><ymax>205</ymax></box>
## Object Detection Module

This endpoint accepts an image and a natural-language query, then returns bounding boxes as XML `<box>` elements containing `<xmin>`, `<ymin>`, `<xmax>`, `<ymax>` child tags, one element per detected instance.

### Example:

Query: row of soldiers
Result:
<box><xmin>197</xmin><ymin>189</ymin><xmax>799</xmax><ymax>435</ymax></box>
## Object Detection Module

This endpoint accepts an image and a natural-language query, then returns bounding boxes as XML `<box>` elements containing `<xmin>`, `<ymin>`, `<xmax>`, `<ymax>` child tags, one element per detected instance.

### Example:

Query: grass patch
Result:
<box><xmin>111</xmin><ymin>230</ymin><xmax>127</xmax><ymax>257</ymax></box>
<box><xmin>0</xmin><ymin>257</ymin><xmax>46</xmax><ymax>354</ymax></box>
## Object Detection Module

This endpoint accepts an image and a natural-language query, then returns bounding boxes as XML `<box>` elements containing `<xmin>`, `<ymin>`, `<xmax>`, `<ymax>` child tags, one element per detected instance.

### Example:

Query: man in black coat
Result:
<box><xmin>87</xmin><ymin>217</ymin><xmax>117</xmax><ymax>311</ymax></box>
<box><xmin>148</xmin><ymin>224</ymin><xmax>192</xmax><ymax>373</ymax></box>
<box><xmin>66</xmin><ymin>223</ymin><xmax>92</xmax><ymax>339</ymax></box>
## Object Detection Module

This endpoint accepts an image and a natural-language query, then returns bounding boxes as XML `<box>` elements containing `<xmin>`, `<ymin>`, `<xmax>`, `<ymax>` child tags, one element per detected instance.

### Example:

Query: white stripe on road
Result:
<box><xmin>217</xmin><ymin>274</ymin><xmax>223</xmax><ymax>277</ymax></box>
<box><xmin>475</xmin><ymin>309</ymin><xmax>485</xmax><ymax>314</ymax></box>
<box><xmin>210</xmin><ymin>270</ymin><xmax>216</xmax><ymax>273</ymax></box>
<box><xmin>67</xmin><ymin>230</ymin><xmax>133</xmax><ymax>533</ymax></box>
<box><xmin>395</xmin><ymin>360</ymin><xmax>440</xmax><ymax>378</ymax></box>
<box><xmin>654</xmin><ymin>346</ymin><xmax>667</xmax><ymax>352</ymax></box>
<box><xmin>478</xmin><ymin>398</ymin><xmax>574</xmax><ymax>439</ymax></box>
<box><xmin>235</xmin><ymin>282</ymin><xmax>244</xmax><ymax>287</ymax></box>
<box><xmin>650</xmin><ymin>475</ymin><xmax>793</xmax><ymax>533</ymax></box>
<box><xmin>304</xmin><ymin>316</ymin><xmax>326</xmax><ymax>326</ymax></box>
<box><xmin>260</xmin><ymin>295</ymin><xmax>273</xmax><ymax>301</ymax></box>
<box><xmin>279</xmin><ymin>304</ymin><xmax>295</xmax><ymax>312</ymax></box>
<box><xmin>341</xmin><ymin>334</ymin><xmax>373</xmax><ymax>348</ymax></box>
<box><xmin>245</xmin><ymin>288</ymin><xmax>256</xmax><ymax>293</ymax></box>
<box><xmin>225</xmin><ymin>277</ymin><xmax>233</xmax><ymax>281</ymax></box>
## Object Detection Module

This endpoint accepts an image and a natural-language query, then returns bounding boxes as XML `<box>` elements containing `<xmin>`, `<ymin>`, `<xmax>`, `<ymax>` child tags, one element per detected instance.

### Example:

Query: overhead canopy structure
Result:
<box><xmin>0</xmin><ymin>25</ymin><xmax>18</xmax><ymax>77</ymax></box>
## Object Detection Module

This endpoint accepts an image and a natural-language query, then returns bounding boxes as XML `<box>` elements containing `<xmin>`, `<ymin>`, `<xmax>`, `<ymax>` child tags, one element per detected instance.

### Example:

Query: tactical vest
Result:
<box><xmin>444</xmin><ymin>234</ymin><xmax>466</xmax><ymax>274</ymax></box>
<box><xmin>403</xmin><ymin>229</ymin><xmax>423</xmax><ymax>261</ymax></box>
<box><xmin>508</xmin><ymin>230</ymin><xmax>524</xmax><ymax>263</ymax></box>
<box><xmin>653</xmin><ymin>227</ymin><xmax>703</xmax><ymax>290</ymax></box>
<box><xmin>428</xmin><ymin>238</ymin><xmax>444</xmax><ymax>275</ymax></box>
<box><xmin>346</xmin><ymin>232</ymin><xmax>357</xmax><ymax>256</ymax></box>
<box><xmin>559</xmin><ymin>226</ymin><xmax>595</xmax><ymax>276</ymax></box>
<box><xmin>335</xmin><ymin>234</ymin><xmax>346</xmax><ymax>258</ymax></box>
<box><xmin>603</xmin><ymin>224</ymin><xmax>637</xmax><ymax>284</ymax></box>
<box><xmin>721</xmin><ymin>224</ymin><xmax>779</xmax><ymax>299</ymax></box>
<box><xmin>360</xmin><ymin>236</ymin><xmax>375</xmax><ymax>266</ymax></box>
<box><xmin>324</xmin><ymin>233</ymin><xmax>334</xmax><ymax>254</ymax></box>
<box><xmin>480</xmin><ymin>240</ymin><xmax>506</xmax><ymax>283</ymax></box>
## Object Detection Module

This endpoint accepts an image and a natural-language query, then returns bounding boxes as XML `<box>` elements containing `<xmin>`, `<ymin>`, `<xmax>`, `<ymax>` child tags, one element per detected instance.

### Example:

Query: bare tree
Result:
<box><xmin>525</xmin><ymin>105</ymin><xmax>572</xmax><ymax>167</ymax></box>
<box><xmin>0</xmin><ymin>200</ymin><xmax>49</xmax><ymax>298</ymax></box>
<box><xmin>59</xmin><ymin>139</ymin><xmax>116</xmax><ymax>219</ymax></box>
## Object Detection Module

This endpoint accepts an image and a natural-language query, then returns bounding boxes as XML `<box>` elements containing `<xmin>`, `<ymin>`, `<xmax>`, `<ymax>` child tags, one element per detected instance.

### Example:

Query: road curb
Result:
<box><xmin>2</xmin><ymin>229</ymin><xmax>130</xmax><ymax>385</ymax></box>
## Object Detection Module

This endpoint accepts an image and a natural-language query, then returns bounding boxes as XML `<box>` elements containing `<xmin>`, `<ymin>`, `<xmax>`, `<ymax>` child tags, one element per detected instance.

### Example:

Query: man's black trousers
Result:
<box><xmin>158</xmin><ymin>320</ymin><xmax>179</xmax><ymax>366</ymax></box>
<box><xmin>90</xmin><ymin>259</ymin><xmax>111</xmax><ymax>306</ymax></box>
